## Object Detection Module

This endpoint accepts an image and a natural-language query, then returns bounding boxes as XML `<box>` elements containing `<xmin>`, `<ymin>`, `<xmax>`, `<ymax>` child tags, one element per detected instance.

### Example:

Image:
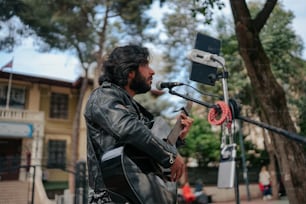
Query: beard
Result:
<box><xmin>130</xmin><ymin>70</ymin><xmax>151</xmax><ymax>94</ymax></box>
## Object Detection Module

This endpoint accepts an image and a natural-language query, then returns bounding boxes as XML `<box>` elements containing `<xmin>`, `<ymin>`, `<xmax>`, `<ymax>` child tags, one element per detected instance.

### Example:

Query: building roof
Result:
<box><xmin>0</xmin><ymin>71</ymin><xmax>92</xmax><ymax>88</ymax></box>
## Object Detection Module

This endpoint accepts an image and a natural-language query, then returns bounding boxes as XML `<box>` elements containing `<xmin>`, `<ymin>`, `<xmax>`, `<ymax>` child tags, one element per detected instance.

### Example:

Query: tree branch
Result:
<box><xmin>253</xmin><ymin>0</ymin><xmax>277</xmax><ymax>32</ymax></box>
<box><xmin>229</xmin><ymin>0</ymin><xmax>251</xmax><ymax>25</ymax></box>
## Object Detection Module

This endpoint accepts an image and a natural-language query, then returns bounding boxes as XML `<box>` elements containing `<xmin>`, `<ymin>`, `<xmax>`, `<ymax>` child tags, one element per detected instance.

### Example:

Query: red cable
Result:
<box><xmin>208</xmin><ymin>101</ymin><xmax>232</xmax><ymax>126</ymax></box>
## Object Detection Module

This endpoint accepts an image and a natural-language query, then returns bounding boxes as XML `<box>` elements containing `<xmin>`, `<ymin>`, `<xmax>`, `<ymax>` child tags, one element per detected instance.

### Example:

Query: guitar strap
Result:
<box><xmin>133</xmin><ymin>100</ymin><xmax>155</xmax><ymax>129</ymax></box>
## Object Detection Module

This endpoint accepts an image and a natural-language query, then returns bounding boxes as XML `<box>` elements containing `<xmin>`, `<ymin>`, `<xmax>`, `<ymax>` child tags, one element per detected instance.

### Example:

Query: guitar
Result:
<box><xmin>101</xmin><ymin>101</ymin><xmax>192</xmax><ymax>204</ymax></box>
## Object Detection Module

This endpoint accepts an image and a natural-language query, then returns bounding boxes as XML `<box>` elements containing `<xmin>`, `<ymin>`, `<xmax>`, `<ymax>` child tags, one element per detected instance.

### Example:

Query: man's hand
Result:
<box><xmin>179</xmin><ymin>113</ymin><xmax>194</xmax><ymax>140</ymax></box>
<box><xmin>170</xmin><ymin>154</ymin><xmax>185</xmax><ymax>182</ymax></box>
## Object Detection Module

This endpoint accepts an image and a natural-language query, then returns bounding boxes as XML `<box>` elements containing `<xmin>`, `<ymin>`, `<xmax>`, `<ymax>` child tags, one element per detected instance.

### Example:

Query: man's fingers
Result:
<box><xmin>171</xmin><ymin>165</ymin><xmax>185</xmax><ymax>181</ymax></box>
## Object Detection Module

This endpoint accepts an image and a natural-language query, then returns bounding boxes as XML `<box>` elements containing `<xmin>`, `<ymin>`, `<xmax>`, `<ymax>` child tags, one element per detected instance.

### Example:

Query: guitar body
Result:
<box><xmin>101</xmin><ymin>101</ymin><xmax>192</xmax><ymax>203</ymax></box>
<box><xmin>101</xmin><ymin>145</ymin><xmax>177</xmax><ymax>204</ymax></box>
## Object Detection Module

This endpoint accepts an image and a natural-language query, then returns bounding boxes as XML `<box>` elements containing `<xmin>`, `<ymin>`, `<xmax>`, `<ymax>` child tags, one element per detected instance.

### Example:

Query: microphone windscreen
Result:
<box><xmin>155</xmin><ymin>81</ymin><xmax>163</xmax><ymax>90</ymax></box>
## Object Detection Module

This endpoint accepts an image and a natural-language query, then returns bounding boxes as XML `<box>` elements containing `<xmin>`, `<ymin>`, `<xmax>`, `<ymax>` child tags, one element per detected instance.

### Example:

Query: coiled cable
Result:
<box><xmin>208</xmin><ymin>101</ymin><xmax>232</xmax><ymax>127</ymax></box>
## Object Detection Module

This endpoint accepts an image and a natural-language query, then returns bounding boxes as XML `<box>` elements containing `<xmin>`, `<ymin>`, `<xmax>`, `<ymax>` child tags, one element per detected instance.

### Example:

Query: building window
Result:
<box><xmin>0</xmin><ymin>85</ymin><xmax>26</xmax><ymax>109</ymax></box>
<box><xmin>47</xmin><ymin>140</ymin><xmax>66</xmax><ymax>169</ymax></box>
<box><xmin>50</xmin><ymin>92</ymin><xmax>68</xmax><ymax>119</ymax></box>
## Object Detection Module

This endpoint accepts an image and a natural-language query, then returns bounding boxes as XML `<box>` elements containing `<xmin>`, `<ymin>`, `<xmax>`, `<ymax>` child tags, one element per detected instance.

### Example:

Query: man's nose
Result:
<box><xmin>149</xmin><ymin>67</ymin><xmax>155</xmax><ymax>75</ymax></box>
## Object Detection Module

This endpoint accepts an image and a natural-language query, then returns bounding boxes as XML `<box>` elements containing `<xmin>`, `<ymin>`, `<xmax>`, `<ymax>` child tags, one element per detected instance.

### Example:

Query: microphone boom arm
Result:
<box><xmin>168</xmin><ymin>88</ymin><xmax>214</xmax><ymax>109</ymax></box>
<box><xmin>237</xmin><ymin>115</ymin><xmax>306</xmax><ymax>145</ymax></box>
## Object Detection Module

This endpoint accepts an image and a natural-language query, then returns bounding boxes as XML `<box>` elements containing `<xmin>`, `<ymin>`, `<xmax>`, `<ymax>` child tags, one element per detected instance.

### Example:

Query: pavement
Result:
<box><xmin>190</xmin><ymin>184</ymin><xmax>290</xmax><ymax>204</ymax></box>
<box><xmin>215</xmin><ymin>196</ymin><xmax>289</xmax><ymax>204</ymax></box>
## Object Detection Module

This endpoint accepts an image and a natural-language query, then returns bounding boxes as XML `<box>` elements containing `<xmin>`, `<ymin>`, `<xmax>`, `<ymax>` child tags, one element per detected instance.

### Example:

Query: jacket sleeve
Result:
<box><xmin>88</xmin><ymin>87</ymin><xmax>178</xmax><ymax>168</ymax></box>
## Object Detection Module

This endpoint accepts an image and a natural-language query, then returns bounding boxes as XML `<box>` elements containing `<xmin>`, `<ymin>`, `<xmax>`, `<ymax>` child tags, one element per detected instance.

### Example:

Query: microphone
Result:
<box><xmin>156</xmin><ymin>81</ymin><xmax>184</xmax><ymax>90</ymax></box>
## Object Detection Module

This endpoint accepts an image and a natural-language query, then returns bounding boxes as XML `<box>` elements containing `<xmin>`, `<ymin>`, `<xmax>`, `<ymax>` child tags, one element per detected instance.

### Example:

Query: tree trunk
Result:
<box><xmin>229</xmin><ymin>1</ymin><xmax>306</xmax><ymax>203</ymax></box>
<box><xmin>69</xmin><ymin>73</ymin><xmax>89</xmax><ymax>194</ymax></box>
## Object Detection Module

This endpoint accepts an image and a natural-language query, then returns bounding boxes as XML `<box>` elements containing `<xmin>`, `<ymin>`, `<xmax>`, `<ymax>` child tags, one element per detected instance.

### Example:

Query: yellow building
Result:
<box><xmin>0</xmin><ymin>70</ymin><xmax>92</xmax><ymax>204</ymax></box>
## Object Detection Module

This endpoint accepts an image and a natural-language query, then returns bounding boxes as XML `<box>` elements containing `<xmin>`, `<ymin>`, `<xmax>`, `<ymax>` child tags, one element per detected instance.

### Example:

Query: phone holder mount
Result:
<box><xmin>187</xmin><ymin>33</ymin><xmax>237</xmax><ymax>190</ymax></box>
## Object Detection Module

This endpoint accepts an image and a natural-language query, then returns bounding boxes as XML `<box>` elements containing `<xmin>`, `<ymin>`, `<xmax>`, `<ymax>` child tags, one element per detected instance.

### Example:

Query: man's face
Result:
<box><xmin>130</xmin><ymin>64</ymin><xmax>155</xmax><ymax>94</ymax></box>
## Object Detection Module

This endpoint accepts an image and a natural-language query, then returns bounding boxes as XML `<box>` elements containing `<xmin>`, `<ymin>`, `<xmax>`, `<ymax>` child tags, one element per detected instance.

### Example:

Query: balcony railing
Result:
<box><xmin>0</xmin><ymin>108</ymin><xmax>44</xmax><ymax>122</ymax></box>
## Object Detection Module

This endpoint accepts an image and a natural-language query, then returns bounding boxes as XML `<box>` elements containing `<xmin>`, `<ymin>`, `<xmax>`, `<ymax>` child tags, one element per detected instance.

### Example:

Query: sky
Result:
<box><xmin>0</xmin><ymin>0</ymin><xmax>305</xmax><ymax>82</ymax></box>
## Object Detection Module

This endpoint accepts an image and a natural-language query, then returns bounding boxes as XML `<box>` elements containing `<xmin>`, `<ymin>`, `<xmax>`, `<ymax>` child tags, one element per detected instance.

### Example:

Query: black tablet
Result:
<box><xmin>189</xmin><ymin>33</ymin><xmax>221</xmax><ymax>86</ymax></box>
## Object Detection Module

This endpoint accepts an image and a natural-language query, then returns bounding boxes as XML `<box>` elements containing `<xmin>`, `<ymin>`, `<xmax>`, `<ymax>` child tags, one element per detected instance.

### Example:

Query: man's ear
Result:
<box><xmin>128</xmin><ymin>70</ymin><xmax>135</xmax><ymax>79</ymax></box>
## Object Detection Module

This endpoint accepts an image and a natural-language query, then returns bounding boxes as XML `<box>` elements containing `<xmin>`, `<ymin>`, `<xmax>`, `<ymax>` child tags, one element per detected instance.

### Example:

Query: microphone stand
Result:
<box><xmin>172</xmin><ymin>45</ymin><xmax>306</xmax><ymax>204</ymax></box>
<box><xmin>168</xmin><ymin>78</ymin><xmax>306</xmax><ymax>204</ymax></box>
<box><xmin>168</xmin><ymin>87</ymin><xmax>306</xmax><ymax>204</ymax></box>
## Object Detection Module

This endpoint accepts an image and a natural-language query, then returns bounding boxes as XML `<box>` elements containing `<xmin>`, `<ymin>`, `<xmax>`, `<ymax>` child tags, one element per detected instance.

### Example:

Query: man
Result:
<box><xmin>84</xmin><ymin>45</ymin><xmax>193</xmax><ymax>204</ymax></box>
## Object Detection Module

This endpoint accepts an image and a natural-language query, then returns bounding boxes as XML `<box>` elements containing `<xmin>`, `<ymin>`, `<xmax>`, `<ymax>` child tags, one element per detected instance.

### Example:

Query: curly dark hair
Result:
<box><xmin>99</xmin><ymin>45</ymin><xmax>150</xmax><ymax>86</ymax></box>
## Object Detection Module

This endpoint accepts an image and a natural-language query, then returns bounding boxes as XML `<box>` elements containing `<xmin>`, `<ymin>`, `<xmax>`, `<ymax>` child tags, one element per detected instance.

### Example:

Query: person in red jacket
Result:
<box><xmin>182</xmin><ymin>182</ymin><xmax>196</xmax><ymax>203</ymax></box>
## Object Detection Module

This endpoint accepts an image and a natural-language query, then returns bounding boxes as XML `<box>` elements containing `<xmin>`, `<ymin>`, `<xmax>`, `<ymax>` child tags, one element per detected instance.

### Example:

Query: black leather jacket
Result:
<box><xmin>84</xmin><ymin>81</ymin><xmax>178</xmax><ymax>192</ymax></box>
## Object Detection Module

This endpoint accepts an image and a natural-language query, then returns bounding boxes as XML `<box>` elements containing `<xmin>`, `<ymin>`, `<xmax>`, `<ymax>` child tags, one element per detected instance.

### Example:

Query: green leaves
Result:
<box><xmin>178</xmin><ymin>115</ymin><xmax>221</xmax><ymax>167</ymax></box>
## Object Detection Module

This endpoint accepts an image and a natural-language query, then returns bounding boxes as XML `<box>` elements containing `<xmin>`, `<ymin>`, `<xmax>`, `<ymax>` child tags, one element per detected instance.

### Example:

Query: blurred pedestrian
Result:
<box><xmin>259</xmin><ymin>165</ymin><xmax>272</xmax><ymax>200</ymax></box>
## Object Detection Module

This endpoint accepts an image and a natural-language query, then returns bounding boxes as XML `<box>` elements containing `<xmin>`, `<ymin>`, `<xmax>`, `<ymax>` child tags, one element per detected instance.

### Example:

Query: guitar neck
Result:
<box><xmin>167</xmin><ymin>101</ymin><xmax>192</xmax><ymax>145</ymax></box>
